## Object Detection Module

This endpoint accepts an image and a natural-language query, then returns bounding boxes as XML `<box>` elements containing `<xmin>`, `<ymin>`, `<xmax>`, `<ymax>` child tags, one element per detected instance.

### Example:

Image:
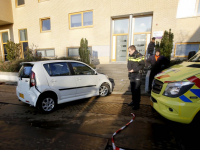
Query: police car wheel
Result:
<box><xmin>99</xmin><ymin>83</ymin><xmax>109</xmax><ymax>97</ymax></box>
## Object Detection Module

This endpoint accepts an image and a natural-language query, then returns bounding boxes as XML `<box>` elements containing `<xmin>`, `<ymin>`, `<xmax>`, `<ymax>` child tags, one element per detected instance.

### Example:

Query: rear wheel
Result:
<box><xmin>99</xmin><ymin>83</ymin><xmax>109</xmax><ymax>97</ymax></box>
<box><xmin>38</xmin><ymin>95</ymin><xmax>56</xmax><ymax>113</ymax></box>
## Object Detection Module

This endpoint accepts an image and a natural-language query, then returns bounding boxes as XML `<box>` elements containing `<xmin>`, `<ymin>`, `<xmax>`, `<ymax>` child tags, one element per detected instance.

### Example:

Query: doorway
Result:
<box><xmin>111</xmin><ymin>15</ymin><xmax>152</xmax><ymax>62</ymax></box>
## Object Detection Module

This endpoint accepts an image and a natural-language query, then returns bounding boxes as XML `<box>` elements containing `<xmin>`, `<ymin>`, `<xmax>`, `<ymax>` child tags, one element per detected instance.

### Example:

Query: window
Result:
<box><xmin>37</xmin><ymin>49</ymin><xmax>55</xmax><ymax>57</ymax></box>
<box><xmin>114</xmin><ymin>19</ymin><xmax>129</xmax><ymax>34</ymax></box>
<box><xmin>67</xmin><ymin>47</ymin><xmax>92</xmax><ymax>57</ymax></box>
<box><xmin>18</xmin><ymin>65</ymin><xmax>33</xmax><ymax>78</ymax></box>
<box><xmin>69</xmin><ymin>10</ymin><xmax>93</xmax><ymax>29</ymax></box>
<box><xmin>134</xmin><ymin>16</ymin><xmax>152</xmax><ymax>33</ymax></box>
<box><xmin>40</xmin><ymin>18</ymin><xmax>51</xmax><ymax>32</ymax></box>
<box><xmin>71</xmin><ymin>62</ymin><xmax>95</xmax><ymax>75</ymax></box>
<box><xmin>174</xmin><ymin>43</ymin><xmax>200</xmax><ymax>57</ymax></box>
<box><xmin>16</xmin><ymin>0</ymin><xmax>25</xmax><ymax>7</ymax></box>
<box><xmin>1</xmin><ymin>32</ymin><xmax>9</xmax><ymax>61</ymax></box>
<box><xmin>177</xmin><ymin>0</ymin><xmax>200</xmax><ymax>18</ymax></box>
<box><xmin>19</xmin><ymin>29</ymin><xmax>28</xmax><ymax>58</ymax></box>
<box><xmin>44</xmin><ymin>63</ymin><xmax>71</xmax><ymax>76</ymax></box>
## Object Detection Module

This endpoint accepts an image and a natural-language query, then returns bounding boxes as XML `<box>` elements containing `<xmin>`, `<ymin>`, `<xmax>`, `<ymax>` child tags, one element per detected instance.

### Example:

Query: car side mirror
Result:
<box><xmin>188</xmin><ymin>51</ymin><xmax>196</xmax><ymax>60</ymax></box>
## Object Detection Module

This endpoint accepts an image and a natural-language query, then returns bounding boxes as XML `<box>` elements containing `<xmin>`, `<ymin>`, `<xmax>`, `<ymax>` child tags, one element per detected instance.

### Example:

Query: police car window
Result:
<box><xmin>71</xmin><ymin>62</ymin><xmax>95</xmax><ymax>75</ymax></box>
<box><xmin>19</xmin><ymin>65</ymin><xmax>33</xmax><ymax>78</ymax></box>
<box><xmin>45</xmin><ymin>62</ymin><xmax>71</xmax><ymax>76</ymax></box>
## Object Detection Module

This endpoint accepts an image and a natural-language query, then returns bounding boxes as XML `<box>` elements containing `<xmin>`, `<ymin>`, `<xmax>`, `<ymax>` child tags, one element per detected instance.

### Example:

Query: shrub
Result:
<box><xmin>157</xmin><ymin>29</ymin><xmax>174</xmax><ymax>60</ymax></box>
<box><xmin>5</xmin><ymin>40</ymin><xmax>21</xmax><ymax>61</ymax></box>
<box><xmin>79</xmin><ymin>38</ymin><xmax>90</xmax><ymax>64</ymax></box>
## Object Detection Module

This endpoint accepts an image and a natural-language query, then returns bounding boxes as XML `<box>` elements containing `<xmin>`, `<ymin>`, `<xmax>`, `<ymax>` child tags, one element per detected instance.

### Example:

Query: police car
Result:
<box><xmin>150</xmin><ymin>51</ymin><xmax>200</xmax><ymax>124</ymax></box>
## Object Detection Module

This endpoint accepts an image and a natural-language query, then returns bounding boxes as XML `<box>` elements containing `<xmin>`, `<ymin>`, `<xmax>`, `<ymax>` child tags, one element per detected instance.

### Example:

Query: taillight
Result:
<box><xmin>30</xmin><ymin>71</ymin><xmax>36</xmax><ymax>87</ymax></box>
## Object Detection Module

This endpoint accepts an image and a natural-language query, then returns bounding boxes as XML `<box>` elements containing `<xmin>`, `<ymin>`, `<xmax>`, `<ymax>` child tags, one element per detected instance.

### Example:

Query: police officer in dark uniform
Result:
<box><xmin>127</xmin><ymin>45</ymin><xmax>145</xmax><ymax>110</ymax></box>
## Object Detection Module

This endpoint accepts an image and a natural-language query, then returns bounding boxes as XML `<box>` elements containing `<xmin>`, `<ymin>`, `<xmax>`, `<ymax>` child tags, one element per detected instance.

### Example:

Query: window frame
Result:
<box><xmin>15</xmin><ymin>0</ymin><xmax>25</xmax><ymax>8</ymax></box>
<box><xmin>69</xmin><ymin>10</ymin><xmax>93</xmax><ymax>29</ymax></box>
<box><xmin>36</xmin><ymin>48</ymin><xmax>55</xmax><ymax>57</ymax></box>
<box><xmin>177</xmin><ymin>0</ymin><xmax>200</xmax><ymax>18</ymax></box>
<box><xmin>44</xmin><ymin>62</ymin><xmax>71</xmax><ymax>77</ymax></box>
<box><xmin>174</xmin><ymin>42</ymin><xmax>200</xmax><ymax>57</ymax></box>
<box><xmin>40</xmin><ymin>17</ymin><xmax>51</xmax><ymax>32</ymax></box>
<box><xmin>70</xmin><ymin>62</ymin><xmax>95</xmax><ymax>75</ymax></box>
<box><xmin>1</xmin><ymin>31</ymin><xmax>9</xmax><ymax>62</ymax></box>
<box><xmin>66</xmin><ymin>46</ymin><xmax>92</xmax><ymax>57</ymax></box>
<box><xmin>18</xmin><ymin>28</ymin><xmax>28</xmax><ymax>59</ymax></box>
<box><xmin>195</xmin><ymin>0</ymin><xmax>200</xmax><ymax>16</ymax></box>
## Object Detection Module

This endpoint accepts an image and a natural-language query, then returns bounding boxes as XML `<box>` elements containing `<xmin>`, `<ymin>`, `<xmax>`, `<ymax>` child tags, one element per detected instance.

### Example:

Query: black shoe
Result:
<box><xmin>128</xmin><ymin>101</ymin><xmax>135</xmax><ymax>106</ymax></box>
<box><xmin>132</xmin><ymin>105</ymin><xmax>140</xmax><ymax>110</ymax></box>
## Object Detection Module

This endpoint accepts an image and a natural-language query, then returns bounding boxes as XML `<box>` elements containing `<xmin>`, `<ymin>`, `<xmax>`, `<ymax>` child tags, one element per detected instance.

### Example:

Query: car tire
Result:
<box><xmin>37</xmin><ymin>95</ymin><xmax>56</xmax><ymax>113</ymax></box>
<box><xmin>99</xmin><ymin>83</ymin><xmax>110</xmax><ymax>97</ymax></box>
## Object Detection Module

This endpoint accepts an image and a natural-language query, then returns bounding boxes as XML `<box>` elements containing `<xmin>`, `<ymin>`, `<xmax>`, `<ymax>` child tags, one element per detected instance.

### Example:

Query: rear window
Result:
<box><xmin>43</xmin><ymin>62</ymin><xmax>71</xmax><ymax>76</ymax></box>
<box><xmin>18</xmin><ymin>65</ymin><xmax>33</xmax><ymax>78</ymax></box>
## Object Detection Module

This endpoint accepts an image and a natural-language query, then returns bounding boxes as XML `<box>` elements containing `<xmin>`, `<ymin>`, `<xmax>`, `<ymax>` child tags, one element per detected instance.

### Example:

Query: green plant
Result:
<box><xmin>159</xmin><ymin>29</ymin><xmax>174</xmax><ymax>60</ymax></box>
<box><xmin>24</xmin><ymin>44</ymin><xmax>41</xmax><ymax>61</ymax></box>
<box><xmin>79</xmin><ymin>38</ymin><xmax>90</xmax><ymax>64</ymax></box>
<box><xmin>5</xmin><ymin>40</ymin><xmax>21</xmax><ymax>61</ymax></box>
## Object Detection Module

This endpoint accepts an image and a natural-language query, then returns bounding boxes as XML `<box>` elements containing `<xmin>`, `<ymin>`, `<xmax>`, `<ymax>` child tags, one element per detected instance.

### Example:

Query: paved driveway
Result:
<box><xmin>0</xmin><ymin>85</ymin><xmax>199</xmax><ymax>150</ymax></box>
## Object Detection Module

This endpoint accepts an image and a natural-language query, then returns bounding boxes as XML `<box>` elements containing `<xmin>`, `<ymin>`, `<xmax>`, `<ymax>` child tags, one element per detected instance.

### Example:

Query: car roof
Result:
<box><xmin>20</xmin><ymin>60</ymin><xmax>82</xmax><ymax>65</ymax></box>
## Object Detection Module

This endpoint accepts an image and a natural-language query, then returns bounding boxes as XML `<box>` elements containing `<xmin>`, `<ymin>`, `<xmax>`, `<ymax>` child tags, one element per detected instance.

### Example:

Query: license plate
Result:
<box><xmin>19</xmin><ymin>93</ymin><xmax>24</xmax><ymax>99</ymax></box>
<box><xmin>150</xmin><ymin>100</ymin><xmax>153</xmax><ymax>107</ymax></box>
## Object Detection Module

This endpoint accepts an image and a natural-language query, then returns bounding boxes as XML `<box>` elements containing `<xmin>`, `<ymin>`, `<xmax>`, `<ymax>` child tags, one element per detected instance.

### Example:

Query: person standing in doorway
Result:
<box><xmin>127</xmin><ymin>45</ymin><xmax>145</xmax><ymax>110</ymax></box>
<box><xmin>147</xmin><ymin>37</ymin><xmax>156</xmax><ymax>56</ymax></box>
<box><xmin>146</xmin><ymin>48</ymin><xmax>170</xmax><ymax>91</ymax></box>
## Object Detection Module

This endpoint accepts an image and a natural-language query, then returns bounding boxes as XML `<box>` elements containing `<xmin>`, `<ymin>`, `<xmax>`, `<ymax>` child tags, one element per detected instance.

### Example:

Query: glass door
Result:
<box><xmin>112</xmin><ymin>18</ymin><xmax>129</xmax><ymax>61</ymax></box>
<box><xmin>134</xmin><ymin>34</ymin><xmax>146</xmax><ymax>55</ymax></box>
<box><xmin>116</xmin><ymin>35</ymin><xmax>128</xmax><ymax>61</ymax></box>
<box><xmin>1</xmin><ymin>32</ymin><xmax>9</xmax><ymax>61</ymax></box>
<box><xmin>133</xmin><ymin>16</ymin><xmax>152</xmax><ymax>55</ymax></box>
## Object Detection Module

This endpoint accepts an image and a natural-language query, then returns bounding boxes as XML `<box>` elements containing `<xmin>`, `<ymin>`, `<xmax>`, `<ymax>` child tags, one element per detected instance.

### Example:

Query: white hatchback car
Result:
<box><xmin>16</xmin><ymin>60</ymin><xmax>112</xmax><ymax>113</ymax></box>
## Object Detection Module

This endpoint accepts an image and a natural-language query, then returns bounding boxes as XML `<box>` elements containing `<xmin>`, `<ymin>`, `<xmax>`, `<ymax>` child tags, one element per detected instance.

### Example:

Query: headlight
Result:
<box><xmin>163</xmin><ymin>81</ymin><xmax>194</xmax><ymax>97</ymax></box>
<box><xmin>105</xmin><ymin>75</ymin><xmax>109</xmax><ymax>79</ymax></box>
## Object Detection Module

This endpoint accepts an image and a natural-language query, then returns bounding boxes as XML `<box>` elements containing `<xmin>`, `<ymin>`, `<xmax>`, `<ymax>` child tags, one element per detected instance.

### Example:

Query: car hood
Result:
<box><xmin>155</xmin><ymin>62</ymin><xmax>200</xmax><ymax>82</ymax></box>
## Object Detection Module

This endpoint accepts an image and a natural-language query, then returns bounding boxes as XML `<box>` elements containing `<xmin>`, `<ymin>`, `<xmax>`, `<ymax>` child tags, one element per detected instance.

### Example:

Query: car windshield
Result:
<box><xmin>188</xmin><ymin>52</ymin><xmax>200</xmax><ymax>62</ymax></box>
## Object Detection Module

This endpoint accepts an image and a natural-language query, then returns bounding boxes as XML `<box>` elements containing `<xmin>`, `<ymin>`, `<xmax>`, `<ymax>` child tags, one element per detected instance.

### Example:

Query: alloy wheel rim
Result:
<box><xmin>42</xmin><ymin>98</ymin><xmax>55</xmax><ymax>111</ymax></box>
<box><xmin>99</xmin><ymin>85</ymin><xmax>108</xmax><ymax>96</ymax></box>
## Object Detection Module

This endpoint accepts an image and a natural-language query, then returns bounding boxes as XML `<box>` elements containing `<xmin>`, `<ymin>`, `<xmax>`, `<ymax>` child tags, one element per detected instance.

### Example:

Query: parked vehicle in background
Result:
<box><xmin>150</xmin><ymin>50</ymin><xmax>200</xmax><ymax>124</ymax></box>
<box><xmin>16</xmin><ymin>60</ymin><xmax>112</xmax><ymax>113</ymax></box>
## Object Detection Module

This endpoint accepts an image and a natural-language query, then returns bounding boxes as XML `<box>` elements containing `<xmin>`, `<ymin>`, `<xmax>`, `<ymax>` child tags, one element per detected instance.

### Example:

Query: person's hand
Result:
<box><xmin>129</xmin><ymin>69</ymin><xmax>134</xmax><ymax>72</ymax></box>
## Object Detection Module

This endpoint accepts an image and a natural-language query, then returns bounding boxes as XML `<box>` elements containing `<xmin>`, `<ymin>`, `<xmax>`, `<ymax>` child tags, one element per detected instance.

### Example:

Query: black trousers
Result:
<box><xmin>130</xmin><ymin>74</ymin><xmax>141</xmax><ymax>106</ymax></box>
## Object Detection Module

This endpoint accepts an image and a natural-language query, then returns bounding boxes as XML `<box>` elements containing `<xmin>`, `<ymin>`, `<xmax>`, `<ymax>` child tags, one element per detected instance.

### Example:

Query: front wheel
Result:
<box><xmin>99</xmin><ymin>83</ymin><xmax>109</xmax><ymax>97</ymax></box>
<box><xmin>38</xmin><ymin>95</ymin><xmax>56</xmax><ymax>113</ymax></box>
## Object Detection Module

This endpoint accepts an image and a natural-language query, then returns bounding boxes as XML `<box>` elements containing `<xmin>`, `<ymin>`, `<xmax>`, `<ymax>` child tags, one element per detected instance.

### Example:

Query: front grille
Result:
<box><xmin>152</xmin><ymin>79</ymin><xmax>163</xmax><ymax>94</ymax></box>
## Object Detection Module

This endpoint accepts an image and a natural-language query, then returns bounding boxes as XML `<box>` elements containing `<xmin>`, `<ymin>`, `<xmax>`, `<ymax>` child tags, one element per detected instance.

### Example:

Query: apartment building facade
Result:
<box><xmin>0</xmin><ymin>0</ymin><xmax>200</xmax><ymax>64</ymax></box>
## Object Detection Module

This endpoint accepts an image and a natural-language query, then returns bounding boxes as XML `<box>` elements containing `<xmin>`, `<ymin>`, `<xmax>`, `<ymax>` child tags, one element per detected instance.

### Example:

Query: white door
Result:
<box><xmin>70</xmin><ymin>62</ymin><xmax>98</xmax><ymax>97</ymax></box>
<box><xmin>44</xmin><ymin>62</ymin><xmax>77</xmax><ymax>100</ymax></box>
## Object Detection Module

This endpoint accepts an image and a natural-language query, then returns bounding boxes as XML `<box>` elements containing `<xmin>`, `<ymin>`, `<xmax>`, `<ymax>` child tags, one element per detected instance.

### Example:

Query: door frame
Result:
<box><xmin>0</xmin><ymin>31</ymin><xmax>10</xmax><ymax>61</ymax></box>
<box><xmin>111</xmin><ymin>15</ymin><xmax>153</xmax><ymax>61</ymax></box>
<box><xmin>112</xmin><ymin>33</ymin><xmax>129</xmax><ymax>62</ymax></box>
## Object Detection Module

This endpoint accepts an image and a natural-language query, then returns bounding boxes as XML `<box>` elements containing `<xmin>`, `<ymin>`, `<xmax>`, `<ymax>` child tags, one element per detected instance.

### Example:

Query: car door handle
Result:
<box><xmin>51</xmin><ymin>79</ymin><xmax>57</xmax><ymax>82</ymax></box>
<box><xmin>76</xmin><ymin>78</ymin><xmax>81</xmax><ymax>81</ymax></box>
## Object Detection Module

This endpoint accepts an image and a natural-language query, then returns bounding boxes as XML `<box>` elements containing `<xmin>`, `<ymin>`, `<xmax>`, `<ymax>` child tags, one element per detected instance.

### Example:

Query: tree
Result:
<box><xmin>5</xmin><ymin>40</ymin><xmax>21</xmax><ymax>61</ymax></box>
<box><xmin>79</xmin><ymin>38</ymin><xmax>90</xmax><ymax>64</ymax></box>
<box><xmin>159</xmin><ymin>29</ymin><xmax>174</xmax><ymax>60</ymax></box>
